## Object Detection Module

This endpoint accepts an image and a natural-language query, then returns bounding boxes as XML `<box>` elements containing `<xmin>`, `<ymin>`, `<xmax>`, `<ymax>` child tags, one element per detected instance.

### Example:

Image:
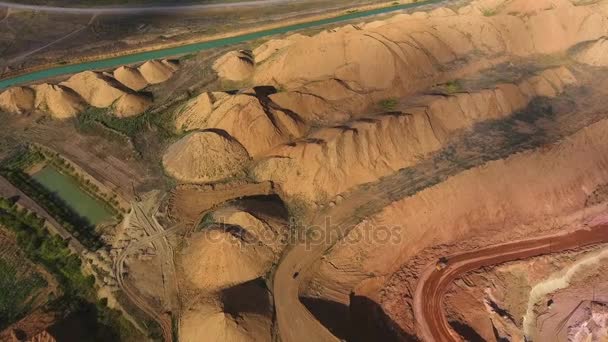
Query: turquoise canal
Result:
<box><xmin>32</xmin><ymin>166</ymin><xmax>113</xmax><ymax>225</ymax></box>
<box><xmin>0</xmin><ymin>0</ymin><xmax>442</xmax><ymax>90</ymax></box>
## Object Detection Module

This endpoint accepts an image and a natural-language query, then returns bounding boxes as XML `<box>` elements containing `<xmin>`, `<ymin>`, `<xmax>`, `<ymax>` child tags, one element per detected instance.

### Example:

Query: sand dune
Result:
<box><xmin>574</xmin><ymin>38</ymin><xmax>608</xmax><ymax>67</ymax></box>
<box><xmin>181</xmin><ymin>298</ymin><xmax>272</xmax><ymax>342</ymax></box>
<box><xmin>0</xmin><ymin>86</ymin><xmax>34</xmax><ymax>114</ymax></box>
<box><xmin>162</xmin><ymin>131</ymin><xmax>250</xmax><ymax>183</ymax></box>
<box><xmin>0</xmin><ymin>59</ymin><xmax>177</xmax><ymax>119</ymax></box>
<box><xmin>32</xmin><ymin>83</ymin><xmax>86</xmax><ymax>119</ymax></box>
<box><xmin>180</xmin><ymin>228</ymin><xmax>274</xmax><ymax>291</ymax></box>
<box><xmin>113</xmin><ymin>66</ymin><xmax>149</xmax><ymax>91</ymax></box>
<box><xmin>213</xmin><ymin>50</ymin><xmax>255</xmax><ymax>82</ymax></box>
<box><xmin>252</xmin><ymin>67</ymin><xmax>577</xmax><ymax>201</ymax></box>
<box><xmin>174</xmin><ymin>92</ymin><xmax>306</xmax><ymax>157</ymax></box>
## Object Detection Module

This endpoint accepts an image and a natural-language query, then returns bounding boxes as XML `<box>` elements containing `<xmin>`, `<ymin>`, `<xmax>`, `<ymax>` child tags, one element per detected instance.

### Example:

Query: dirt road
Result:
<box><xmin>273</xmin><ymin>189</ymin><xmax>389</xmax><ymax>342</ymax></box>
<box><xmin>114</xmin><ymin>197</ymin><xmax>181</xmax><ymax>342</ymax></box>
<box><xmin>413</xmin><ymin>224</ymin><xmax>608</xmax><ymax>342</ymax></box>
<box><xmin>0</xmin><ymin>0</ymin><xmax>301</xmax><ymax>14</ymax></box>
<box><xmin>272</xmin><ymin>82</ymin><xmax>608</xmax><ymax>342</ymax></box>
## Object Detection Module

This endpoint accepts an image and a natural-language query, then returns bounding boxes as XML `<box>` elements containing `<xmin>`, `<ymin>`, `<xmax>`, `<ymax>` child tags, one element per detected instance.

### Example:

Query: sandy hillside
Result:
<box><xmin>180</xmin><ymin>295</ymin><xmax>272</xmax><ymax>342</ymax></box>
<box><xmin>169</xmin><ymin>0</ymin><xmax>606</xmax><ymax>192</ymax></box>
<box><xmin>213</xmin><ymin>50</ymin><xmax>255</xmax><ymax>82</ymax></box>
<box><xmin>252</xmin><ymin>67</ymin><xmax>576</xmax><ymax>201</ymax></box>
<box><xmin>32</xmin><ymin>84</ymin><xmax>86</xmax><ymax>119</ymax></box>
<box><xmin>138</xmin><ymin>60</ymin><xmax>177</xmax><ymax>84</ymax></box>
<box><xmin>211</xmin><ymin>207</ymin><xmax>288</xmax><ymax>256</ymax></box>
<box><xmin>162</xmin><ymin>131</ymin><xmax>250</xmax><ymax>183</ymax></box>
<box><xmin>60</xmin><ymin>71</ymin><xmax>132</xmax><ymax>108</ymax></box>
<box><xmin>0</xmin><ymin>59</ymin><xmax>177</xmax><ymax>119</ymax></box>
<box><xmin>0</xmin><ymin>86</ymin><xmax>35</xmax><ymax>114</ymax></box>
<box><xmin>252</xmin><ymin>0</ymin><xmax>606</xmax><ymax>96</ymax></box>
<box><xmin>174</xmin><ymin>92</ymin><xmax>306</xmax><ymax>157</ymax></box>
<box><xmin>308</xmin><ymin>115</ymin><xmax>608</xmax><ymax>330</ymax></box>
<box><xmin>113</xmin><ymin>66</ymin><xmax>149</xmax><ymax>91</ymax></box>
<box><xmin>114</xmin><ymin>93</ymin><xmax>152</xmax><ymax>118</ymax></box>
<box><xmin>180</xmin><ymin>227</ymin><xmax>274</xmax><ymax>291</ymax></box>
<box><xmin>574</xmin><ymin>38</ymin><xmax>608</xmax><ymax>66</ymax></box>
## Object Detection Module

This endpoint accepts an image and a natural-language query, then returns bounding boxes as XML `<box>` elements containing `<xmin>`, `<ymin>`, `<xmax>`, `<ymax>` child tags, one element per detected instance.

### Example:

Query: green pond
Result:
<box><xmin>32</xmin><ymin>166</ymin><xmax>114</xmax><ymax>225</ymax></box>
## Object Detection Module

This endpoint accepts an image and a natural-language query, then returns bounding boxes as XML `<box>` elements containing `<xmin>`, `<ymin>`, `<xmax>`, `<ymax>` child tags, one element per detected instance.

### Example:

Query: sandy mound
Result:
<box><xmin>252</xmin><ymin>67</ymin><xmax>577</xmax><ymax>201</ymax></box>
<box><xmin>161</xmin><ymin>59</ymin><xmax>179</xmax><ymax>72</ymax></box>
<box><xmin>309</xmin><ymin>115</ymin><xmax>608</xmax><ymax>319</ymax></box>
<box><xmin>113</xmin><ymin>66</ymin><xmax>149</xmax><ymax>91</ymax></box>
<box><xmin>503</xmin><ymin>0</ymin><xmax>572</xmax><ymax>15</ymax></box>
<box><xmin>162</xmin><ymin>131</ymin><xmax>250</xmax><ymax>183</ymax></box>
<box><xmin>180</xmin><ymin>228</ymin><xmax>274</xmax><ymax>291</ymax></box>
<box><xmin>252</xmin><ymin>1</ymin><xmax>605</xmax><ymax>109</ymax></box>
<box><xmin>573</xmin><ymin>38</ymin><xmax>608</xmax><ymax>66</ymax></box>
<box><xmin>174</xmin><ymin>93</ymin><xmax>306</xmax><ymax>157</ymax></box>
<box><xmin>212</xmin><ymin>208</ymin><xmax>287</xmax><ymax>255</ymax></box>
<box><xmin>113</xmin><ymin>93</ymin><xmax>152</xmax><ymax>117</ymax></box>
<box><xmin>137</xmin><ymin>60</ymin><xmax>176</xmax><ymax>84</ymax></box>
<box><xmin>174</xmin><ymin>92</ymin><xmax>228</xmax><ymax>131</ymax></box>
<box><xmin>180</xmin><ymin>300</ymin><xmax>272</xmax><ymax>342</ymax></box>
<box><xmin>213</xmin><ymin>50</ymin><xmax>255</xmax><ymax>82</ymax></box>
<box><xmin>60</xmin><ymin>71</ymin><xmax>127</xmax><ymax>108</ymax></box>
<box><xmin>269</xmin><ymin>91</ymin><xmax>351</xmax><ymax>124</ymax></box>
<box><xmin>32</xmin><ymin>84</ymin><xmax>86</xmax><ymax>119</ymax></box>
<box><xmin>0</xmin><ymin>86</ymin><xmax>35</xmax><ymax>114</ymax></box>
<box><xmin>253</xmin><ymin>36</ymin><xmax>305</xmax><ymax>64</ymax></box>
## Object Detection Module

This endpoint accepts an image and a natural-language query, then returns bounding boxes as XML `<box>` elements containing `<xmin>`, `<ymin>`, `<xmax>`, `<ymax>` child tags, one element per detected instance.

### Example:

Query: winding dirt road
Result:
<box><xmin>414</xmin><ymin>223</ymin><xmax>608</xmax><ymax>342</ymax></box>
<box><xmin>114</xmin><ymin>199</ymin><xmax>183</xmax><ymax>342</ymax></box>
<box><xmin>0</xmin><ymin>0</ymin><xmax>301</xmax><ymax>14</ymax></box>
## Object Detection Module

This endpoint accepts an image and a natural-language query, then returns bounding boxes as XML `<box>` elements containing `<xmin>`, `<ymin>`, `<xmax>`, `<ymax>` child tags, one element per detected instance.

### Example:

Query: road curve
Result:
<box><xmin>114</xmin><ymin>202</ymin><xmax>185</xmax><ymax>342</ymax></box>
<box><xmin>414</xmin><ymin>223</ymin><xmax>608</xmax><ymax>342</ymax></box>
<box><xmin>0</xmin><ymin>0</ymin><xmax>301</xmax><ymax>14</ymax></box>
<box><xmin>273</xmin><ymin>190</ymin><xmax>390</xmax><ymax>342</ymax></box>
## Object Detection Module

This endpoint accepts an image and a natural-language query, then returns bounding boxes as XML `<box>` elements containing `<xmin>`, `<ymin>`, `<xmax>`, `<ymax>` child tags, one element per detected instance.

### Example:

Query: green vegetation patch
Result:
<box><xmin>75</xmin><ymin>107</ymin><xmax>178</xmax><ymax>165</ymax></box>
<box><xmin>0</xmin><ymin>258</ymin><xmax>47</xmax><ymax>330</ymax></box>
<box><xmin>0</xmin><ymin>167</ymin><xmax>103</xmax><ymax>250</ymax></box>
<box><xmin>379</xmin><ymin>98</ymin><xmax>398</xmax><ymax>111</ymax></box>
<box><xmin>0</xmin><ymin>145</ymin><xmax>128</xmax><ymax>250</ymax></box>
<box><xmin>0</xmin><ymin>197</ymin><xmax>145</xmax><ymax>341</ymax></box>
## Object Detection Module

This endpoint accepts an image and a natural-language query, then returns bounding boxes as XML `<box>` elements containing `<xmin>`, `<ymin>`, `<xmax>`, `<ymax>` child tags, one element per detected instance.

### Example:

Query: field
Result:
<box><xmin>0</xmin><ymin>231</ymin><xmax>53</xmax><ymax>331</ymax></box>
<box><xmin>0</xmin><ymin>0</ymin><xmax>392</xmax><ymax>77</ymax></box>
<box><xmin>0</xmin><ymin>196</ymin><xmax>145</xmax><ymax>341</ymax></box>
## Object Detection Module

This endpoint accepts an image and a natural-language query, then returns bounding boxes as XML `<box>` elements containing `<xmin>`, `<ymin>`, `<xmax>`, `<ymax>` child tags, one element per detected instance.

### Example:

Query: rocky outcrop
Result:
<box><xmin>252</xmin><ymin>67</ymin><xmax>577</xmax><ymax>201</ymax></box>
<box><xmin>213</xmin><ymin>50</ymin><xmax>255</xmax><ymax>82</ymax></box>
<box><xmin>162</xmin><ymin>131</ymin><xmax>250</xmax><ymax>183</ymax></box>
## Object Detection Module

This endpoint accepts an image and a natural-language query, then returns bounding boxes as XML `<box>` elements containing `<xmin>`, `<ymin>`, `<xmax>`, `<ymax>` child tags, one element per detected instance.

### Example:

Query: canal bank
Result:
<box><xmin>0</xmin><ymin>0</ymin><xmax>443</xmax><ymax>90</ymax></box>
